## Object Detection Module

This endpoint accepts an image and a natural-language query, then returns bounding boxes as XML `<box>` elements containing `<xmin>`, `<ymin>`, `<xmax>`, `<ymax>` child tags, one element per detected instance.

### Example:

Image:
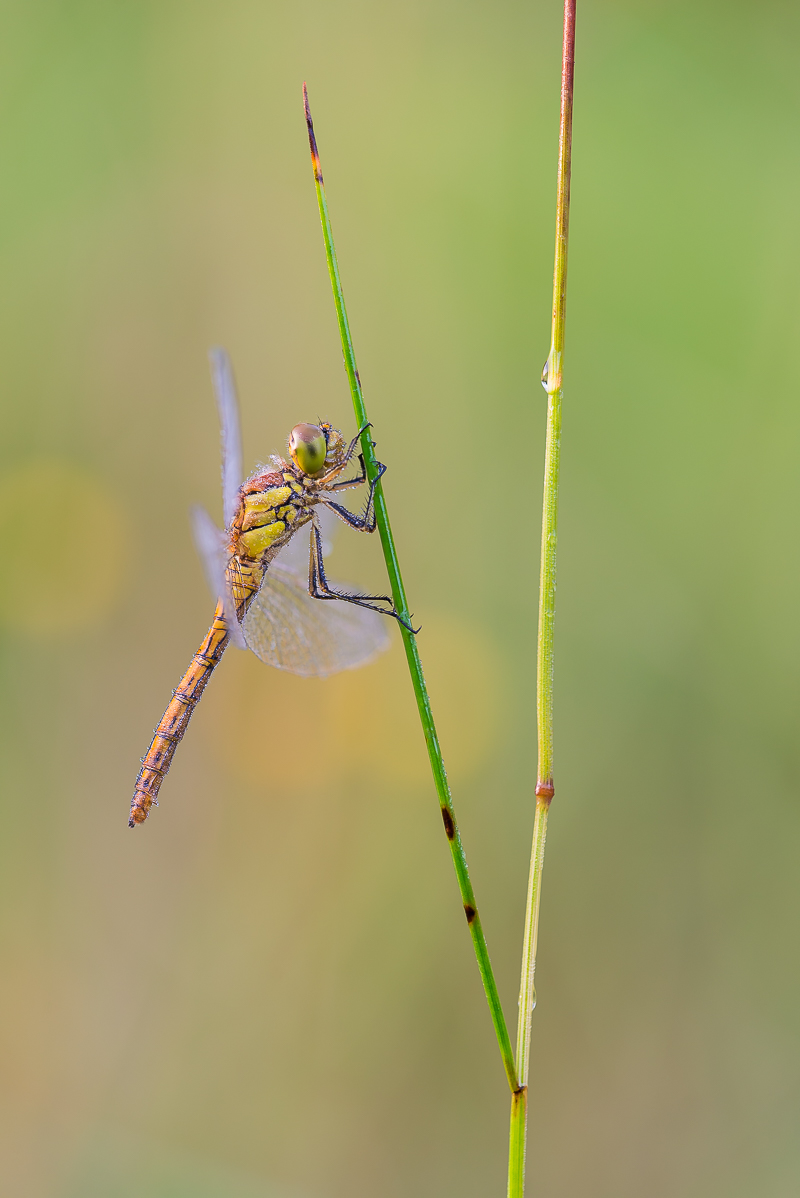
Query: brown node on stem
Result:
<box><xmin>535</xmin><ymin>778</ymin><xmax>555</xmax><ymax>802</ymax></box>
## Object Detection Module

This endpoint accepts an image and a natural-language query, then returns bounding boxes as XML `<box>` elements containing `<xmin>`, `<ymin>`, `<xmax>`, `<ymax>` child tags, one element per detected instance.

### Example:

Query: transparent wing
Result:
<box><xmin>243</xmin><ymin>543</ymin><xmax>391</xmax><ymax>677</ymax></box>
<box><xmin>209</xmin><ymin>346</ymin><xmax>243</xmax><ymax>530</ymax></box>
<box><xmin>190</xmin><ymin>504</ymin><xmax>247</xmax><ymax>649</ymax></box>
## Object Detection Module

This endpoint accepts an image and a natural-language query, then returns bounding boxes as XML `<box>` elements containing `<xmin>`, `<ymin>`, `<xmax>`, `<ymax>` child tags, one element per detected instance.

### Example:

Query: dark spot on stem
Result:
<box><xmin>441</xmin><ymin>806</ymin><xmax>455</xmax><ymax>840</ymax></box>
<box><xmin>464</xmin><ymin>904</ymin><xmax>476</xmax><ymax>924</ymax></box>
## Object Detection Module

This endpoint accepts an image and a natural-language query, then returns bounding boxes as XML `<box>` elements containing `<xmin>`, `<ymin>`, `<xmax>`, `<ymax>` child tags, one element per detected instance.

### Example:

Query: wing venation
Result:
<box><xmin>243</xmin><ymin>551</ymin><xmax>390</xmax><ymax>677</ymax></box>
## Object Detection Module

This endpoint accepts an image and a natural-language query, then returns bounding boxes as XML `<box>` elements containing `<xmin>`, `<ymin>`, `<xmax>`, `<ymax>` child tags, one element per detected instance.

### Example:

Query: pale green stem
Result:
<box><xmin>508</xmin><ymin>2</ymin><xmax>576</xmax><ymax>1195</ymax></box>
<box><xmin>516</xmin><ymin>796</ymin><xmax>551</xmax><ymax>1084</ymax></box>
<box><xmin>303</xmin><ymin>84</ymin><xmax>519</xmax><ymax>1094</ymax></box>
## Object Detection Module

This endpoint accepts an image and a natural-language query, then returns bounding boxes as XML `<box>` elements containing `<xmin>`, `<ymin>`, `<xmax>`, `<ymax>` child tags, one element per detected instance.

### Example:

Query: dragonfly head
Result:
<box><xmin>289</xmin><ymin>422</ymin><xmax>345</xmax><ymax>477</ymax></box>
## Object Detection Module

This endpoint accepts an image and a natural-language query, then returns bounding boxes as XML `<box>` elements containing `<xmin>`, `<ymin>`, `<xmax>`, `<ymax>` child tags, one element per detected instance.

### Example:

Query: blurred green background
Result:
<box><xmin>1</xmin><ymin>1</ymin><xmax>799</xmax><ymax>1195</ymax></box>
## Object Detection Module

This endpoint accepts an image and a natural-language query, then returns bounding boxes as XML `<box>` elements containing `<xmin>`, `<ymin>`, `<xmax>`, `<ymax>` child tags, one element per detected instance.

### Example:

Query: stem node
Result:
<box><xmin>508</xmin><ymin>3</ymin><xmax>576</xmax><ymax>1195</ymax></box>
<box><xmin>304</xmin><ymin>83</ymin><xmax>519</xmax><ymax>1097</ymax></box>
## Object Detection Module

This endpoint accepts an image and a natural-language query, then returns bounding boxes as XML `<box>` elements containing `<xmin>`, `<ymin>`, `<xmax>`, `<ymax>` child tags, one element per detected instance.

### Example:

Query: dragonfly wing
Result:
<box><xmin>243</xmin><ymin>557</ymin><xmax>391</xmax><ymax>677</ymax></box>
<box><xmin>209</xmin><ymin>347</ymin><xmax>243</xmax><ymax>531</ymax></box>
<box><xmin>190</xmin><ymin>504</ymin><xmax>247</xmax><ymax>649</ymax></box>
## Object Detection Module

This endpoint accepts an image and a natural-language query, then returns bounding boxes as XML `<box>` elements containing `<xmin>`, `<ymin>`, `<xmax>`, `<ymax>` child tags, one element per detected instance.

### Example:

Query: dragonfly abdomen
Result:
<box><xmin>129</xmin><ymin>601</ymin><xmax>230</xmax><ymax>827</ymax></box>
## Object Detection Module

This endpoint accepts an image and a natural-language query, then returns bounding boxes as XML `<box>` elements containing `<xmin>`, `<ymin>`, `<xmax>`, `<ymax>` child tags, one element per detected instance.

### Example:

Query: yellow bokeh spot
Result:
<box><xmin>210</xmin><ymin>611</ymin><xmax>506</xmax><ymax>795</ymax></box>
<box><xmin>324</xmin><ymin>612</ymin><xmax>506</xmax><ymax>787</ymax></box>
<box><xmin>0</xmin><ymin>460</ymin><xmax>127</xmax><ymax>634</ymax></box>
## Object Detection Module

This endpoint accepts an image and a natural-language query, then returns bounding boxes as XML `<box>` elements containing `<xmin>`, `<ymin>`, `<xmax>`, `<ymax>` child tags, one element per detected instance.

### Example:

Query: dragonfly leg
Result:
<box><xmin>317</xmin><ymin>421</ymin><xmax>375</xmax><ymax>488</ymax></box>
<box><xmin>314</xmin><ymin>425</ymin><xmax>366</xmax><ymax>487</ymax></box>
<box><xmin>308</xmin><ymin>517</ymin><xmax>418</xmax><ymax>633</ymax></box>
<box><xmin>344</xmin><ymin>422</ymin><xmax>371</xmax><ymax>463</ymax></box>
<box><xmin>321</xmin><ymin>460</ymin><xmax>386</xmax><ymax>531</ymax></box>
<box><xmin>322</xmin><ymin>453</ymin><xmax>368</xmax><ymax>491</ymax></box>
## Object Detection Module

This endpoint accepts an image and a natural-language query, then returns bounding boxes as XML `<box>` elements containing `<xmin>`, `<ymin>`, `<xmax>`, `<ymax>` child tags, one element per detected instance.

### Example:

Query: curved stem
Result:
<box><xmin>303</xmin><ymin>84</ymin><xmax>518</xmax><ymax>1094</ymax></box>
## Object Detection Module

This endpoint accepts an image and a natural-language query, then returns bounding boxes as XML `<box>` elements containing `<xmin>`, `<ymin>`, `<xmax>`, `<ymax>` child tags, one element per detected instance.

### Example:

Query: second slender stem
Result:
<box><xmin>509</xmin><ymin>1</ymin><xmax>576</xmax><ymax>1195</ymax></box>
<box><xmin>516</xmin><ymin>795</ymin><xmax>551</xmax><ymax>1086</ymax></box>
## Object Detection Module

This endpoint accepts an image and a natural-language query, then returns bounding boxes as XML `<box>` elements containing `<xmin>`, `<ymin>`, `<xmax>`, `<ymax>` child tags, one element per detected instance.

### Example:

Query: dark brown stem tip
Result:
<box><xmin>302</xmin><ymin>82</ymin><xmax>323</xmax><ymax>182</ymax></box>
<box><xmin>535</xmin><ymin>779</ymin><xmax>555</xmax><ymax>801</ymax></box>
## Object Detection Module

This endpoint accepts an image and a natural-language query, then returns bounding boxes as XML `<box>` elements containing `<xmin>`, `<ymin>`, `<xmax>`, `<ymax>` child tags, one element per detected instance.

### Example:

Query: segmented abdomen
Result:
<box><xmin>129</xmin><ymin>534</ymin><xmax>269</xmax><ymax>827</ymax></box>
<box><xmin>129</xmin><ymin>601</ymin><xmax>230</xmax><ymax>827</ymax></box>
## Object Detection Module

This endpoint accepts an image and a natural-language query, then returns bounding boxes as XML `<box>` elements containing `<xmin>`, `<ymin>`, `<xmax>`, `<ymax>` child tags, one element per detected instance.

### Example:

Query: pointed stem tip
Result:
<box><xmin>302</xmin><ymin>82</ymin><xmax>322</xmax><ymax>183</ymax></box>
<box><xmin>302</xmin><ymin>81</ymin><xmax>519</xmax><ymax>1097</ymax></box>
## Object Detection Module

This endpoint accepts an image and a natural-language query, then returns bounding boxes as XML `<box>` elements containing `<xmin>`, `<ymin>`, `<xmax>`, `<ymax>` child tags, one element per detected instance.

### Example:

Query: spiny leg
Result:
<box><xmin>321</xmin><ymin>460</ymin><xmax>386</xmax><ymax>530</ymax></box>
<box><xmin>316</xmin><ymin>422</ymin><xmax>383</xmax><ymax>491</ymax></box>
<box><xmin>323</xmin><ymin>453</ymin><xmax>368</xmax><ymax>492</ymax></box>
<box><xmin>315</xmin><ymin>423</ymin><xmax>368</xmax><ymax>487</ymax></box>
<box><xmin>308</xmin><ymin>516</ymin><xmax>417</xmax><ymax>633</ymax></box>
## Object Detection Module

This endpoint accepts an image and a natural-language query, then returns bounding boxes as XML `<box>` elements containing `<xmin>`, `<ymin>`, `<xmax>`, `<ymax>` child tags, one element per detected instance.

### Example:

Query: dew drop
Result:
<box><xmin>540</xmin><ymin>360</ymin><xmax>549</xmax><ymax>391</ymax></box>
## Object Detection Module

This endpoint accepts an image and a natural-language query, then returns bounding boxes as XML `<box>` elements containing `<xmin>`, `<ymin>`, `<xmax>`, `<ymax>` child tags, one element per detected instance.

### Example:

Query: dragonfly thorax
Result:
<box><xmin>232</xmin><ymin>422</ymin><xmax>352</xmax><ymax>563</ymax></box>
<box><xmin>234</xmin><ymin>470</ymin><xmax>309</xmax><ymax>561</ymax></box>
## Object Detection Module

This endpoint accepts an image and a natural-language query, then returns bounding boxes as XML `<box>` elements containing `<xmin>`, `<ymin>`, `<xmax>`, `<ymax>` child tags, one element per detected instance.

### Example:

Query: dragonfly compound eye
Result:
<box><xmin>289</xmin><ymin>424</ymin><xmax>327</xmax><ymax>475</ymax></box>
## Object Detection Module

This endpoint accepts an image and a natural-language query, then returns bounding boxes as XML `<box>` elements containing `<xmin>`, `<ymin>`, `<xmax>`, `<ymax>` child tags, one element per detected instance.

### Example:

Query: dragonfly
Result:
<box><xmin>129</xmin><ymin>348</ymin><xmax>410</xmax><ymax>828</ymax></box>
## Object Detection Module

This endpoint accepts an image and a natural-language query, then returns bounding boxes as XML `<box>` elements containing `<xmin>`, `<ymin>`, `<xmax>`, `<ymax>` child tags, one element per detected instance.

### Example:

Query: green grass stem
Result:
<box><xmin>508</xmin><ymin>3</ymin><xmax>576</xmax><ymax>1195</ymax></box>
<box><xmin>303</xmin><ymin>83</ymin><xmax>519</xmax><ymax>1096</ymax></box>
